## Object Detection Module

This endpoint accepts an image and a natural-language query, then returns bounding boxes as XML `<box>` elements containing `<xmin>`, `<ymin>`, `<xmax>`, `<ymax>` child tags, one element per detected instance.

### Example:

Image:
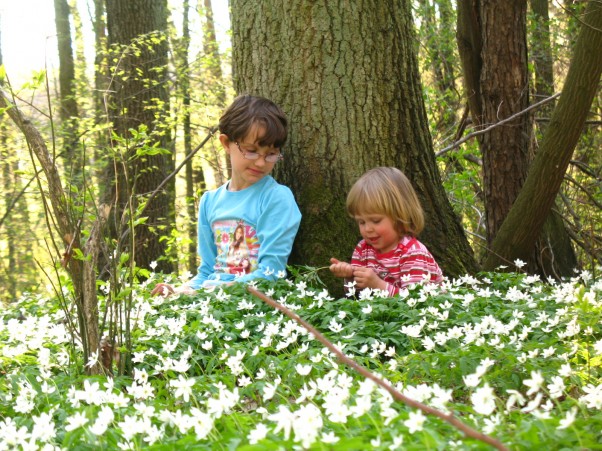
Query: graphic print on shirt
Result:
<box><xmin>213</xmin><ymin>220</ymin><xmax>259</xmax><ymax>276</ymax></box>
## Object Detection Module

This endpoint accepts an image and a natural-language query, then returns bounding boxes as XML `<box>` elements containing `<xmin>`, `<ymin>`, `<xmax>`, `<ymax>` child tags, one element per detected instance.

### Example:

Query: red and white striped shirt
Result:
<box><xmin>350</xmin><ymin>235</ymin><xmax>443</xmax><ymax>296</ymax></box>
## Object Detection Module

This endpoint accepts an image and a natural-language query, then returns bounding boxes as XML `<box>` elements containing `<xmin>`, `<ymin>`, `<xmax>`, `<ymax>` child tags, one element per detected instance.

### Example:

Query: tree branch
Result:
<box><xmin>436</xmin><ymin>93</ymin><xmax>561</xmax><ymax>157</ymax></box>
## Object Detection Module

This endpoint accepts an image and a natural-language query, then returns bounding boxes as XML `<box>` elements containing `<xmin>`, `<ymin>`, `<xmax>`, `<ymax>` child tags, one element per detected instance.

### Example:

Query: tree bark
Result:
<box><xmin>484</xmin><ymin>0</ymin><xmax>602</xmax><ymax>270</ymax></box>
<box><xmin>1</xmin><ymin>126</ymin><xmax>17</xmax><ymax>300</ymax></box>
<box><xmin>230</xmin><ymin>0</ymin><xmax>478</xmax><ymax>293</ymax></box>
<box><xmin>529</xmin><ymin>0</ymin><xmax>555</xmax><ymax>112</ymax></box>
<box><xmin>479</xmin><ymin>1</ymin><xmax>531</xmax><ymax>245</ymax></box>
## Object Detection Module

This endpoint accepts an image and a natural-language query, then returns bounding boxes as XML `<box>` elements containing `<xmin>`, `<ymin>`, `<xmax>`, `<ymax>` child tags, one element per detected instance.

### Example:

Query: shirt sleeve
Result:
<box><xmin>386</xmin><ymin>243</ymin><xmax>443</xmax><ymax>295</ymax></box>
<box><xmin>235</xmin><ymin>185</ymin><xmax>301</xmax><ymax>283</ymax></box>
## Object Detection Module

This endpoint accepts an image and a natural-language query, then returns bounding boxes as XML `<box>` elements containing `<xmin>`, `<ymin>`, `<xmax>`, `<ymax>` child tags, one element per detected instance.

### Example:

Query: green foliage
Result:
<box><xmin>1</xmin><ymin>268</ymin><xmax>601</xmax><ymax>449</ymax></box>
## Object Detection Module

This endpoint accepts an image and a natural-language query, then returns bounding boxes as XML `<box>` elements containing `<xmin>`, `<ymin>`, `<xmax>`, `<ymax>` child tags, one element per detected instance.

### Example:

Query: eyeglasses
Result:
<box><xmin>235</xmin><ymin>142</ymin><xmax>283</xmax><ymax>163</ymax></box>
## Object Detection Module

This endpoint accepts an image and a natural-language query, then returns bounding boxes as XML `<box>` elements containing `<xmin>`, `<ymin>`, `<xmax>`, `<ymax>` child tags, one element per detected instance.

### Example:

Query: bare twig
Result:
<box><xmin>248</xmin><ymin>286</ymin><xmax>508</xmax><ymax>451</ymax></box>
<box><xmin>563</xmin><ymin>174</ymin><xmax>602</xmax><ymax>210</ymax></box>
<box><xmin>0</xmin><ymin>169</ymin><xmax>40</xmax><ymax>230</ymax></box>
<box><xmin>139</xmin><ymin>125</ymin><xmax>219</xmax><ymax>216</ymax></box>
<box><xmin>569</xmin><ymin>159</ymin><xmax>602</xmax><ymax>181</ymax></box>
<box><xmin>436</xmin><ymin>93</ymin><xmax>561</xmax><ymax>157</ymax></box>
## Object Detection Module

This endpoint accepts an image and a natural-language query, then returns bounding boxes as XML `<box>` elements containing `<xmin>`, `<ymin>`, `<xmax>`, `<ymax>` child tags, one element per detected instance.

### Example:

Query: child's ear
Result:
<box><xmin>219</xmin><ymin>134</ymin><xmax>231</xmax><ymax>153</ymax></box>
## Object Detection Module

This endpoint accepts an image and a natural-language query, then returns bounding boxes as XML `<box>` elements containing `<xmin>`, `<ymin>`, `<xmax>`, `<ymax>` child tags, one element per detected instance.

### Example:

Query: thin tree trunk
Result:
<box><xmin>104</xmin><ymin>0</ymin><xmax>175</xmax><ymax>274</ymax></box>
<box><xmin>1</xmin><ymin>133</ymin><xmax>17</xmax><ymax>300</ymax></box>
<box><xmin>529</xmin><ymin>0</ymin><xmax>578</xmax><ymax>276</ymax></box>
<box><xmin>479</xmin><ymin>1</ymin><xmax>531</xmax><ymax>246</ymax></box>
<box><xmin>176</xmin><ymin>0</ymin><xmax>199</xmax><ymax>275</ymax></box>
<box><xmin>54</xmin><ymin>0</ymin><xmax>81</xmax><ymax>181</ymax></box>
<box><xmin>0</xmin><ymin>43</ymin><xmax>14</xmax><ymax>300</ymax></box>
<box><xmin>202</xmin><ymin>0</ymin><xmax>225</xmax><ymax>106</ymax></box>
<box><xmin>93</xmin><ymin>0</ymin><xmax>109</xmax><ymax>178</ymax></box>
<box><xmin>0</xmin><ymin>89</ymin><xmax>102</xmax><ymax>374</ymax></box>
<box><xmin>529</xmin><ymin>0</ymin><xmax>555</xmax><ymax>114</ymax></box>
<box><xmin>200</xmin><ymin>0</ymin><xmax>229</xmax><ymax>179</ymax></box>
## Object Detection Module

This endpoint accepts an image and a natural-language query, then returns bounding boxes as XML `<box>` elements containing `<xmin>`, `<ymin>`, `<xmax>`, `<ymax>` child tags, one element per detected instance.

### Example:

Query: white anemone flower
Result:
<box><xmin>262</xmin><ymin>379</ymin><xmax>281</xmax><ymax>401</ymax></box>
<box><xmin>404</xmin><ymin>410</ymin><xmax>426</xmax><ymax>433</ymax></box>
<box><xmin>593</xmin><ymin>339</ymin><xmax>602</xmax><ymax>356</ymax></box>
<box><xmin>295</xmin><ymin>364</ymin><xmax>312</xmax><ymax>376</ymax></box>
<box><xmin>268</xmin><ymin>405</ymin><xmax>295</xmax><ymax>440</ymax></box>
<box><xmin>471</xmin><ymin>384</ymin><xmax>497</xmax><ymax>416</ymax></box>
<box><xmin>169</xmin><ymin>375</ymin><xmax>196</xmax><ymax>402</ymax></box>
<box><xmin>293</xmin><ymin>403</ymin><xmax>323</xmax><ymax>448</ymax></box>
<box><xmin>547</xmin><ymin>376</ymin><xmax>566</xmax><ymax>399</ymax></box>
<box><xmin>248</xmin><ymin>423</ymin><xmax>269</xmax><ymax>444</ymax></box>
<box><xmin>580</xmin><ymin>383</ymin><xmax>602</xmax><ymax>409</ymax></box>
<box><xmin>557</xmin><ymin>407</ymin><xmax>578</xmax><ymax>430</ymax></box>
<box><xmin>64</xmin><ymin>411</ymin><xmax>89</xmax><ymax>432</ymax></box>
<box><xmin>523</xmin><ymin>370</ymin><xmax>544</xmax><ymax>396</ymax></box>
<box><xmin>463</xmin><ymin>373</ymin><xmax>481</xmax><ymax>388</ymax></box>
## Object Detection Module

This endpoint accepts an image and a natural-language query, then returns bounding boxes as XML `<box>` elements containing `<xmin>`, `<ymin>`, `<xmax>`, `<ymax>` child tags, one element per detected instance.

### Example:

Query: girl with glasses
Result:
<box><xmin>152</xmin><ymin>95</ymin><xmax>301</xmax><ymax>296</ymax></box>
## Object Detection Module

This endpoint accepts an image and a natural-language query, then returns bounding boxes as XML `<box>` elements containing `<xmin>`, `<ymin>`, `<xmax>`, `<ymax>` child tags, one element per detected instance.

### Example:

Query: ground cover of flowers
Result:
<box><xmin>1</xmin><ymin>269</ymin><xmax>601</xmax><ymax>450</ymax></box>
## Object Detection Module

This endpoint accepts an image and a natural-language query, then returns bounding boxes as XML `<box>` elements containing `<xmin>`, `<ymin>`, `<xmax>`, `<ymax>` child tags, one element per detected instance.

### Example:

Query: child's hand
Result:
<box><xmin>329</xmin><ymin>258</ymin><xmax>354</xmax><ymax>278</ymax></box>
<box><xmin>151</xmin><ymin>283</ymin><xmax>196</xmax><ymax>297</ymax></box>
<box><xmin>151</xmin><ymin>283</ymin><xmax>175</xmax><ymax>297</ymax></box>
<box><xmin>352</xmin><ymin>267</ymin><xmax>387</xmax><ymax>291</ymax></box>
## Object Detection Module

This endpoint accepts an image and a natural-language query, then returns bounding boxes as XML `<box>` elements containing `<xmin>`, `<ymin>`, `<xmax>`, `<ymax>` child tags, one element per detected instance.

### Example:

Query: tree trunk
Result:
<box><xmin>0</xmin><ymin>38</ymin><xmax>14</xmax><ymax>296</ymax></box>
<box><xmin>175</xmin><ymin>0</ymin><xmax>198</xmax><ymax>275</ymax></box>
<box><xmin>199</xmin><ymin>0</ymin><xmax>229</xmax><ymax>179</ymax></box>
<box><xmin>417</xmin><ymin>0</ymin><xmax>459</xmax><ymax>128</ymax></box>
<box><xmin>529</xmin><ymin>0</ymin><xmax>578</xmax><ymax>276</ymax></box>
<box><xmin>479</xmin><ymin>1</ymin><xmax>531</xmax><ymax>246</ymax></box>
<box><xmin>1</xmin><ymin>129</ymin><xmax>16</xmax><ymax>301</ymax></box>
<box><xmin>54</xmin><ymin>0</ymin><xmax>81</xmax><ymax>181</ymax></box>
<box><xmin>201</xmin><ymin>0</ymin><xmax>226</xmax><ymax>107</ymax></box>
<box><xmin>93</xmin><ymin>0</ymin><xmax>109</xmax><ymax>179</ymax></box>
<box><xmin>529</xmin><ymin>0</ymin><xmax>555</xmax><ymax>113</ymax></box>
<box><xmin>483</xmin><ymin>0</ymin><xmax>602</xmax><ymax>270</ymax></box>
<box><xmin>104</xmin><ymin>0</ymin><xmax>175</xmax><ymax>274</ymax></box>
<box><xmin>230</xmin><ymin>0</ymin><xmax>478</xmax><ymax>293</ymax></box>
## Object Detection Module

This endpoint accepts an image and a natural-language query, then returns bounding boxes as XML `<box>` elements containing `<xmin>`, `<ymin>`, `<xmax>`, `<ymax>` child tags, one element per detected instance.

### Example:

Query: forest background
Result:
<box><xmin>0</xmin><ymin>0</ymin><xmax>600</xmax><ymax>306</ymax></box>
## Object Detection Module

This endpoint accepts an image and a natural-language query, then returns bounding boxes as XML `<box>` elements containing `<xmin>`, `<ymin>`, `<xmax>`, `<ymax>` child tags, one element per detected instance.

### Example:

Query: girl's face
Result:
<box><xmin>354</xmin><ymin>213</ymin><xmax>401</xmax><ymax>254</ymax></box>
<box><xmin>235</xmin><ymin>227</ymin><xmax>244</xmax><ymax>239</ymax></box>
<box><xmin>221</xmin><ymin>124</ymin><xmax>280</xmax><ymax>191</ymax></box>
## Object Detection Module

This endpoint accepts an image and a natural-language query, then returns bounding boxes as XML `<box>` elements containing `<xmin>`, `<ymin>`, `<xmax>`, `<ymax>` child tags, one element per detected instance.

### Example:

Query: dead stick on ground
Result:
<box><xmin>248</xmin><ymin>286</ymin><xmax>508</xmax><ymax>451</ymax></box>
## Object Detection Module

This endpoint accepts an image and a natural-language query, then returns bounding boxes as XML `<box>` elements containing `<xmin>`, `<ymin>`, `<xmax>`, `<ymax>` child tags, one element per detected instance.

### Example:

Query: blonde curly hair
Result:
<box><xmin>346</xmin><ymin>167</ymin><xmax>424</xmax><ymax>236</ymax></box>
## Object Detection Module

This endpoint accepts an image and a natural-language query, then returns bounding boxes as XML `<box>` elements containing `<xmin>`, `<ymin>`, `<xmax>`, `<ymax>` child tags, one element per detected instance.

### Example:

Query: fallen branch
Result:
<box><xmin>248</xmin><ymin>286</ymin><xmax>508</xmax><ymax>451</ymax></box>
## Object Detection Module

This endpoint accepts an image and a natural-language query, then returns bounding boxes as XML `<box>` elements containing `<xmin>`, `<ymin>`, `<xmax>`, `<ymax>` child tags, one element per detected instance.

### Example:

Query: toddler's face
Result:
<box><xmin>354</xmin><ymin>213</ymin><xmax>400</xmax><ymax>254</ymax></box>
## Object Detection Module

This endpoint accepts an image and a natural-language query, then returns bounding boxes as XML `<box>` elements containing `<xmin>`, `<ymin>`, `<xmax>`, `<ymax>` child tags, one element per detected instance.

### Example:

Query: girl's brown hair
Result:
<box><xmin>346</xmin><ymin>167</ymin><xmax>424</xmax><ymax>236</ymax></box>
<box><xmin>219</xmin><ymin>94</ymin><xmax>288</xmax><ymax>148</ymax></box>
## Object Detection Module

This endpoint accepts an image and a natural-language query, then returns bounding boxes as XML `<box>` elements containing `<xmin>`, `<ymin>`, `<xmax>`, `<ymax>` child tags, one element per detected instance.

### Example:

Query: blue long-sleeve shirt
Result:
<box><xmin>187</xmin><ymin>176</ymin><xmax>301</xmax><ymax>289</ymax></box>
